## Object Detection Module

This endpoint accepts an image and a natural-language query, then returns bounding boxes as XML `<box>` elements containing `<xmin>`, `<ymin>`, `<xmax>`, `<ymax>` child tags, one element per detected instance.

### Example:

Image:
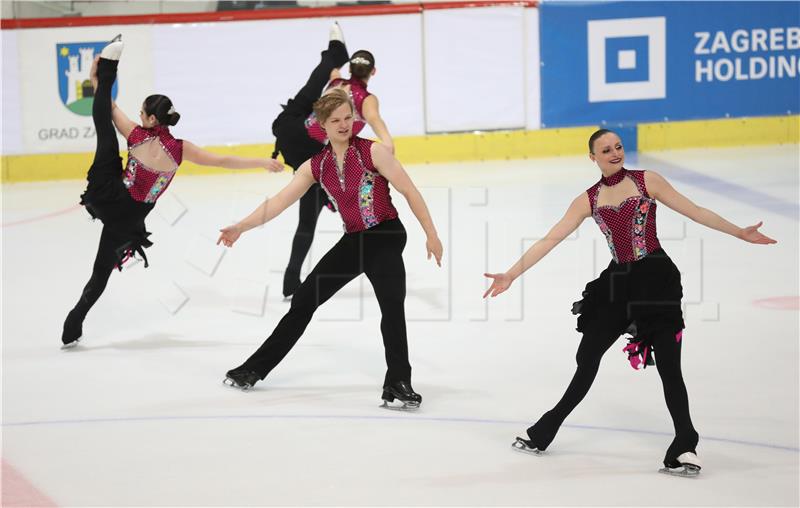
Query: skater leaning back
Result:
<box><xmin>483</xmin><ymin>129</ymin><xmax>776</xmax><ymax>476</ymax></box>
<box><xmin>61</xmin><ymin>35</ymin><xmax>283</xmax><ymax>348</ymax></box>
<box><xmin>218</xmin><ymin>89</ymin><xmax>443</xmax><ymax>410</ymax></box>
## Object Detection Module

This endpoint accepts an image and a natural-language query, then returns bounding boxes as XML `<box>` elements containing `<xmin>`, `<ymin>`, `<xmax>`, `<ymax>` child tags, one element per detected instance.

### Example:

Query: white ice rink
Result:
<box><xmin>2</xmin><ymin>144</ymin><xmax>798</xmax><ymax>506</ymax></box>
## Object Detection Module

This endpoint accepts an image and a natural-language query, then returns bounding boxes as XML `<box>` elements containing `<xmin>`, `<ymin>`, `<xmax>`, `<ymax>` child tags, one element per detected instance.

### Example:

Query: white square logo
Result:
<box><xmin>587</xmin><ymin>17</ymin><xmax>666</xmax><ymax>102</ymax></box>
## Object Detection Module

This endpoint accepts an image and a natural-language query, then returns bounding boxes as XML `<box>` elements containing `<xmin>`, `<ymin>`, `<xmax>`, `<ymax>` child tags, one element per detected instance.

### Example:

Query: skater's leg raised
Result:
<box><xmin>90</xmin><ymin>54</ymin><xmax>123</xmax><ymax>175</ymax></box>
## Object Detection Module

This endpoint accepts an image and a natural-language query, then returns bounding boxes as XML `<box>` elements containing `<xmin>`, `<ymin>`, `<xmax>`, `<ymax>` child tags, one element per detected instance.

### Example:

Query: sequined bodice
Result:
<box><xmin>123</xmin><ymin>126</ymin><xmax>183</xmax><ymax>204</ymax></box>
<box><xmin>305</xmin><ymin>78</ymin><xmax>370</xmax><ymax>144</ymax></box>
<box><xmin>587</xmin><ymin>169</ymin><xmax>660</xmax><ymax>263</ymax></box>
<box><xmin>311</xmin><ymin>137</ymin><xmax>397</xmax><ymax>233</ymax></box>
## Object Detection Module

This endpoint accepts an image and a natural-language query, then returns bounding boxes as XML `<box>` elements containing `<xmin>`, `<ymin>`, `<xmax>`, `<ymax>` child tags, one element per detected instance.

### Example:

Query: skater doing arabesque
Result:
<box><xmin>218</xmin><ymin>88</ymin><xmax>443</xmax><ymax>410</ymax></box>
<box><xmin>483</xmin><ymin>129</ymin><xmax>776</xmax><ymax>476</ymax></box>
<box><xmin>273</xmin><ymin>23</ymin><xmax>395</xmax><ymax>299</ymax></box>
<box><xmin>61</xmin><ymin>35</ymin><xmax>283</xmax><ymax>348</ymax></box>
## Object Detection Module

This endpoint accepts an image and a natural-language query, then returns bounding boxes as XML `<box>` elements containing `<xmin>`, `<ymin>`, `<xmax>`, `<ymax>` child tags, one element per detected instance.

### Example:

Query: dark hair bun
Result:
<box><xmin>143</xmin><ymin>94</ymin><xmax>180</xmax><ymax>127</ymax></box>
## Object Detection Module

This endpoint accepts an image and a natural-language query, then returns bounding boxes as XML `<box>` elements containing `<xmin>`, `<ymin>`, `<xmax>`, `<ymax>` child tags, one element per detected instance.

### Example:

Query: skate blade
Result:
<box><xmin>61</xmin><ymin>339</ymin><xmax>81</xmax><ymax>350</ymax></box>
<box><xmin>222</xmin><ymin>377</ymin><xmax>251</xmax><ymax>391</ymax></box>
<box><xmin>380</xmin><ymin>400</ymin><xmax>420</xmax><ymax>411</ymax></box>
<box><xmin>511</xmin><ymin>437</ymin><xmax>544</xmax><ymax>456</ymax></box>
<box><xmin>658</xmin><ymin>465</ymin><xmax>700</xmax><ymax>477</ymax></box>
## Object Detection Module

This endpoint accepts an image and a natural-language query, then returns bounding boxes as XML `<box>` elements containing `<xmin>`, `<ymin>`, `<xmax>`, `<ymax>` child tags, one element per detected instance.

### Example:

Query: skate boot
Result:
<box><xmin>223</xmin><ymin>365</ymin><xmax>261</xmax><ymax>391</ymax></box>
<box><xmin>380</xmin><ymin>380</ymin><xmax>421</xmax><ymax>411</ymax></box>
<box><xmin>61</xmin><ymin>310</ymin><xmax>83</xmax><ymax>349</ymax></box>
<box><xmin>329</xmin><ymin>21</ymin><xmax>345</xmax><ymax>44</ymax></box>
<box><xmin>659</xmin><ymin>452</ymin><xmax>701</xmax><ymax>477</ymax></box>
<box><xmin>511</xmin><ymin>437</ymin><xmax>544</xmax><ymax>456</ymax></box>
<box><xmin>100</xmin><ymin>34</ymin><xmax>124</xmax><ymax>60</ymax></box>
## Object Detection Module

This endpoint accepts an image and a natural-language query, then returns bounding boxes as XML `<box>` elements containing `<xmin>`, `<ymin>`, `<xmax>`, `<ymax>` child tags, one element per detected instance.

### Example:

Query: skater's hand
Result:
<box><xmin>426</xmin><ymin>235</ymin><xmax>443</xmax><ymax>267</ymax></box>
<box><xmin>218</xmin><ymin>225</ymin><xmax>242</xmax><ymax>247</ymax></box>
<box><xmin>739</xmin><ymin>221</ymin><xmax>777</xmax><ymax>244</ymax></box>
<box><xmin>264</xmin><ymin>158</ymin><xmax>284</xmax><ymax>173</ymax></box>
<box><xmin>483</xmin><ymin>272</ymin><xmax>513</xmax><ymax>298</ymax></box>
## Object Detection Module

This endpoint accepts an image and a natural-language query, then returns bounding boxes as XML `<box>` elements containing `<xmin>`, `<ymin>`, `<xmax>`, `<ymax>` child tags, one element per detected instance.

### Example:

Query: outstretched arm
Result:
<box><xmin>371</xmin><ymin>143</ymin><xmax>442</xmax><ymax>266</ymax></box>
<box><xmin>217</xmin><ymin>162</ymin><xmax>315</xmax><ymax>247</ymax></box>
<box><xmin>184</xmin><ymin>141</ymin><xmax>284</xmax><ymax>173</ymax></box>
<box><xmin>645</xmin><ymin>171</ymin><xmax>776</xmax><ymax>244</ymax></box>
<box><xmin>483</xmin><ymin>194</ymin><xmax>591</xmax><ymax>298</ymax></box>
<box><xmin>362</xmin><ymin>95</ymin><xmax>394</xmax><ymax>154</ymax></box>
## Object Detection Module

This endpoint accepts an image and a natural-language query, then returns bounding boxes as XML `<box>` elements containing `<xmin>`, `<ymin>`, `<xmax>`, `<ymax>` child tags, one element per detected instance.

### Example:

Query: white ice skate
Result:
<box><xmin>329</xmin><ymin>22</ymin><xmax>345</xmax><ymax>44</ymax></box>
<box><xmin>511</xmin><ymin>437</ymin><xmax>544</xmax><ymax>456</ymax></box>
<box><xmin>100</xmin><ymin>34</ymin><xmax>124</xmax><ymax>61</ymax></box>
<box><xmin>379</xmin><ymin>398</ymin><xmax>420</xmax><ymax>411</ymax></box>
<box><xmin>60</xmin><ymin>338</ymin><xmax>81</xmax><ymax>350</ymax></box>
<box><xmin>658</xmin><ymin>452</ymin><xmax>701</xmax><ymax>478</ymax></box>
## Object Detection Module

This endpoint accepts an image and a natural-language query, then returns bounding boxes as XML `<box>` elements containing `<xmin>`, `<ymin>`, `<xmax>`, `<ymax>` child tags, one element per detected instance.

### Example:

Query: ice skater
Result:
<box><xmin>483</xmin><ymin>129</ymin><xmax>776</xmax><ymax>476</ymax></box>
<box><xmin>61</xmin><ymin>35</ymin><xmax>283</xmax><ymax>348</ymax></box>
<box><xmin>273</xmin><ymin>23</ymin><xmax>395</xmax><ymax>299</ymax></box>
<box><xmin>218</xmin><ymin>89</ymin><xmax>442</xmax><ymax>410</ymax></box>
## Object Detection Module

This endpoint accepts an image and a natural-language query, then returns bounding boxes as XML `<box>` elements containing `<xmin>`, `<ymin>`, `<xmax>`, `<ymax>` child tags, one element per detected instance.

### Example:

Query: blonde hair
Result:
<box><xmin>313</xmin><ymin>88</ymin><xmax>353</xmax><ymax>125</ymax></box>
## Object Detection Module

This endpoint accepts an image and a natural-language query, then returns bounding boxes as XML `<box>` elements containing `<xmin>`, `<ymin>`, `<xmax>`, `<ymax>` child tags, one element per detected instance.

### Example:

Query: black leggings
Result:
<box><xmin>527</xmin><ymin>322</ymin><xmax>698</xmax><ymax>466</ymax></box>
<box><xmin>271</xmin><ymin>40</ymin><xmax>349</xmax><ymax>297</ymax></box>
<box><xmin>282</xmin><ymin>183</ymin><xmax>330</xmax><ymax>296</ymax></box>
<box><xmin>240</xmin><ymin>219</ymin><xmax>411</xmax><ymax>387</ymax></box>
<box><xmin>63</xmin><ymin>58</ymin><xmax>150</xmax><ymax>342</ymax></box>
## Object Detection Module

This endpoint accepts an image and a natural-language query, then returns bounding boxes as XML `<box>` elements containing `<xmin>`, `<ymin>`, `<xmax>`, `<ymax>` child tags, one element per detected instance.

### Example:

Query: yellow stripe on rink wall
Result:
<box><xmin>0</xmin><ymin>144</ymin><xmax>278</xmax><ymax>183</ymax></box>
<box><xmin>2</xmin><ymin>116</ymin><xmax>797</xmax><ymax>183</ymax></box>
<box><xmin>394</xmin><ymin>126</ymin><xmax>597</xmax><ymax>164</ymax></box>
<box><xmin>638</xmin><ymin>115</ymin><xmax>800</xmax><ymax>152</ymax></box>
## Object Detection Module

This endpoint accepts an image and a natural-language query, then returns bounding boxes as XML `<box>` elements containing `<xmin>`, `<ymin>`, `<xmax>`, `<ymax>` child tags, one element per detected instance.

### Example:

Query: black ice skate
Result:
<box><xmin>380</xmin><ymin>380</ymin><xmax>421</xmax><ymax>411</ymax></box>
<box><xmin>511</xmin><ymin>437</ymin><xmax>544</xmax><ymax>456</ymax></box>
<box><xmin>223</xmin><ymin>366</ymin><xmax>260</xmax><ymax>391</ymax></box>
<box><xmin>61</xmin><ymin>310</ymin><xmax>83</xmax><ymax>349</ymax></box>
<box><xmin>659</xmin><ymin>452</ymin><xmax>701</xmax><ymax>478</ymax></box>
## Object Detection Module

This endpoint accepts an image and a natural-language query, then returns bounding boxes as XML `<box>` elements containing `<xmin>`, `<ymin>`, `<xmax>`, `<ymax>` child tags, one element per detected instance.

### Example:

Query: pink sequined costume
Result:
<box><xmin>522</xmin><ymin>167</ymin><xmax>697</xmax><ymax>472</ymax></box>
<box><xmin>64</xmin><ymin>56</ymin><xmax>182</xmax><ymax>346</ymax></box>
<box><xmin>227</xmin><ymin>137</ymin><xmax>414</xmax><ymax>398</ymax></box>
<box><xmin>269</xmin><ymin>39</ymin><xmax>352</xmax><ymax>298</ymax></box>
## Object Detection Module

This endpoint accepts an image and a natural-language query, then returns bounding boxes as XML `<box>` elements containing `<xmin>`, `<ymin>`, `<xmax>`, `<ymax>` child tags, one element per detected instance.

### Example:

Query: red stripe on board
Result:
<box><xmin>2</xmin><ymin>204</ymin><xmax>81</xmax><ymax>228</ymax></box>
<box><xmin>752</xmin><ymin>296</ymin><xmax>800</xmax><ymax>310</ymax></box>
<box><xmin>1</xmin><ymin>460</ymin><xmax>58</xmax><ymax>507</ymax></box>
<box><xmin>1</xmin><ymin>1</ymin><xmax>536</xmax><ymax>30</ymax></box>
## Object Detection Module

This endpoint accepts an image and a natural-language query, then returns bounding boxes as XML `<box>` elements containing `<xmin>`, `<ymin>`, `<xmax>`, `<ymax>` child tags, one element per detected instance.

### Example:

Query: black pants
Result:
<box><xmin>64</xmin><ymin>58</ymin><xmax>152</xmax><ymax>340</ymax></box>
<box><xmin>282</xmin><ymin>183</ymin><xmax>330</xmax><ymax>296</ymax></box>
<box><xmin>239</xmin><ymin>219</ymin><xmax>412</xmax><ymax>387</ymax></box>
<box><xmin>526</xmin><ymin>318</ymin><xmax>698</xmax><ymax>466</ymax></box>
<box><xmin>271</xmin><ymin>40</ymin><xmax>349</xmax><ymax>297</ymax></box>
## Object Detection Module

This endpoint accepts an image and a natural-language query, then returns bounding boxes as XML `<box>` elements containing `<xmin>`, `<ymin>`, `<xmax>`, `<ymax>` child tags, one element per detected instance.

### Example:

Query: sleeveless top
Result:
<box><xmin>310</xmin><ymin>137</ymin><xmax>398</xmax><ymax>233</ymax></box>
<box><xmin>586</xmin><ymin>168</ymin><xmax>661</xmax><ymax>264</ymax></box>
<box><xmin>305</xmin><ymin>78</ymin><xmax>371</xmax><ymax>144</ymax></box>
<box><xmin>123</xmin><ymin>125</ymin><xmax>183</xmax><ymax>204</ymax></box>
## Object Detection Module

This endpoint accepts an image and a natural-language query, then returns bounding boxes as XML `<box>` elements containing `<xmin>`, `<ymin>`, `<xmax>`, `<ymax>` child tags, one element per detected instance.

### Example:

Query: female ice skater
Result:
<box><xmin>218</xmin><ymin>89</ymin><xmax>442</xmax><ymax>410</ymax></box>
<box><xmin>273</xmin><ymin>23</ymin><xmax>394</xmax><ymax>299</ymax></box>
<box><xmin>483</xmin><ymin>129</ymin><xmax>776</xmax><ymax>476</ymax></box>
<box><xmin>61</xmin><ymin>36</ymin><xmax>283</xmax><ymax>348</ymax></box>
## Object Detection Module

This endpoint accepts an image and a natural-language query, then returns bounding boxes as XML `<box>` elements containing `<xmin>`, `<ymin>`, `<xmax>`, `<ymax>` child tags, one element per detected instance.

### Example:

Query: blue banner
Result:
<box><xmin>540</xmin><ymin>1</ymin><xmax>800</xmax><ymax>127</ymax></box>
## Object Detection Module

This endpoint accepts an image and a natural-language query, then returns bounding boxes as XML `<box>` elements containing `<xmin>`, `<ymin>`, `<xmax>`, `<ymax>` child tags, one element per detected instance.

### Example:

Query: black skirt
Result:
<box><xmin>80</xmin><ymin>159</ymin><xmax>155</xmax><ymax>268</ymax></box>
<box><xmin>572</xmin><ymin>248</ymin><xmax>685</xmax><ymax>367</ymax></box>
